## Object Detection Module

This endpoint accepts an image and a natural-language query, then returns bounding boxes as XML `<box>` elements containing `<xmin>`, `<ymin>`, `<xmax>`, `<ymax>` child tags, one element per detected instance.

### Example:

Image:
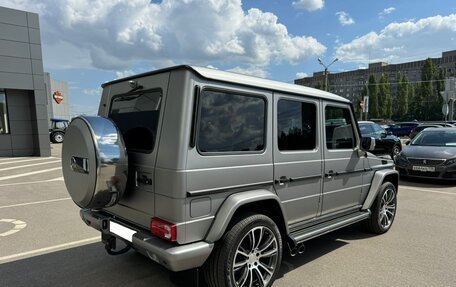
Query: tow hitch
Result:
<box><xmin>102</xmin><ymin>233</ymin><xmax>131</xmax><ymax>256</ymax></box>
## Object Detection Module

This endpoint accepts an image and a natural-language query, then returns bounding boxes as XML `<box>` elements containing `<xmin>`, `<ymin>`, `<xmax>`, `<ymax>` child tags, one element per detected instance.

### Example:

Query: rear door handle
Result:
<box><xmin>274</xmin><ymin>176</ymin><xmax>290</xmax><ymax>186</ymax></box>
<box><xmin>326</xmin><ymin>170</ymin><xmax>335</xmax><ymax>179</ymax></box>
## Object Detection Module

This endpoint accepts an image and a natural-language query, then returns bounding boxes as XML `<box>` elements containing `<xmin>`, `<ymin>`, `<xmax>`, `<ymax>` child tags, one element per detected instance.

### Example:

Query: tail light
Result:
<box><xmin>151</xmin><ymin>217</ymin><xmax>177</xmax><ymax>242</ymax></box>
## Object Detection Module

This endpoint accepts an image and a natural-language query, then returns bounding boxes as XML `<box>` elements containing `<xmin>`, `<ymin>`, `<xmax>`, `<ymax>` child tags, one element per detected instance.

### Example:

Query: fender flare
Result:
<box><xmin>362</xmin><ymin>169</ymin><xmax>398</xmax><ymax>210</ymax></box>
<box><xmin>205</xmin><ymin>189</ymin><xmax>287</xmax><ymax>243</ymax></box>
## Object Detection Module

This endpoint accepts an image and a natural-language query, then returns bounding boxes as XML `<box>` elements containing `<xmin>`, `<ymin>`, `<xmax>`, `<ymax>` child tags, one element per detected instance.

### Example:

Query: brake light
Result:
<box><xmin>151</xmin><ymin>217</ymin><xmax>177</xmax><ymax>242</ymax></box>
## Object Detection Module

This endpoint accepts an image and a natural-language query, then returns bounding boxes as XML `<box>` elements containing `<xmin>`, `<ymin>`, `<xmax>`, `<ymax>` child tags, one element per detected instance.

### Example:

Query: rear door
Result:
<box><xmin>273</xmin><ymin>94</ymin><xmax>323</xmax><ymax>225</ymax></box>
<box><xmin>99</xmin><ymin>72</ymin><xmax>170</xmax><ymax>228</ymax></box>
<box><xmin>321</xmin><ymin>102</ymin><xmax>364</xmax><ymax>216</ymax></box>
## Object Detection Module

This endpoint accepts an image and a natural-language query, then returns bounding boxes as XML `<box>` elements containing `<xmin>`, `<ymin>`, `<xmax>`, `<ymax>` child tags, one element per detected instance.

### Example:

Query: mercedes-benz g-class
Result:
<box><xmin>62</xmin><ymin>65</ymin><xmax>398</xmax><ymax>287</ymax></box>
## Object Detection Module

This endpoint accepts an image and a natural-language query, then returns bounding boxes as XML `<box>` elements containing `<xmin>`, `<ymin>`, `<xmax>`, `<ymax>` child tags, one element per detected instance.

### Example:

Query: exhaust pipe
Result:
<box><xmin>287</xmin><ymin>242</ymin><xmax>298</xmax><ymax>257</ymax></box>
<box><xmin>297</xmin><ymin>243</ymin><xmax>306</xmax><ymax>254</ymax></box>
<box><xmin>287</xmin><ymin>242</ymin><xmax>305</xmax><ymax>256</ymax></box>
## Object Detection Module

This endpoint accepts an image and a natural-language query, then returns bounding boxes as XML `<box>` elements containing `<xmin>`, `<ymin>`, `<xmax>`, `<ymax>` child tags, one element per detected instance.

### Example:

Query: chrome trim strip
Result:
<box><xmin>324</xmin><ymin>157</ymin><xmax>352</xmax><ymax>161</ymax></box>
<box><xmin>324</xmin><ymin>184</ymin><xmax>371</xmax><ymax>195</ymax></box>
<box><xmin>187</xmin><ymin>181</ymin><xmax>274</xmax><ymax>197</ymax></box>
<box><xmin>282</xmin><ymin>193</ymin><xmax>320</xmax><ymax>204</ymax></box>
<box><xmin>290</xmin><ymin>174</ymin><xmax>322</xmax><ymax>182</ymax></box>
<box><xmin>186</xmin><ymin>163</ymin><xmax>273</xmax><ymax>172</ymax></box>
<box><xmin>175</xmin><ymin>216</ymin><xmax>215</xmax><ymax>226</ymax></box>
<box><xmin>274</xmin><ymin>159</ymin><xmax>322</xmax><ymax>165</ymax></box>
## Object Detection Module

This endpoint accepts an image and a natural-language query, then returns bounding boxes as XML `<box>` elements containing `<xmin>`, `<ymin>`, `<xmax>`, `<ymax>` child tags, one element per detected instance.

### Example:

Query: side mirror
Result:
<box><xmin>387</xmin><ymin>131</ymin><xmax>393</xmax><ymax>135</ymax></box>
<box><xmin>405</xmin><ymin>139</ymin><xmax>411</xmax><ymax>145</ymax></box>
<box><xmin>361</xmin><ymin>137</ymin><xmax>376</xmax><ymax>151</ymax></box>
<box><xmin>380</xmin><ymin>132</ymin><xmax>387</xmax><ymax>138</ymax></box>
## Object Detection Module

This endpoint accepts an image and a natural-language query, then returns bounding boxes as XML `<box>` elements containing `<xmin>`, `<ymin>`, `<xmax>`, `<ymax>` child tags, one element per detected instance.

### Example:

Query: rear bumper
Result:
<box><xmin>80</xmin><ymin>209</ymin><xmax>213</xmax><ymax>272</ymax></box>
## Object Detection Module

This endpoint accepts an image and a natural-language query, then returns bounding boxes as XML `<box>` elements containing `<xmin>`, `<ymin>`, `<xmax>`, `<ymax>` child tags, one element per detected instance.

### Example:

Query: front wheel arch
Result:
<box><xmin>362</xmin><ymin>182</ymin><xmax>397</xmax><ymax>234</ymax></box>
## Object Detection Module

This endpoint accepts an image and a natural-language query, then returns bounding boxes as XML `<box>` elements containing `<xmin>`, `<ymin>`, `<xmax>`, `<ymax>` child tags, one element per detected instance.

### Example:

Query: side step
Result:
<box><xmin>289</xmin><ymin>211</ymin><xmax>371</xmax><ymax>244</ymax></box>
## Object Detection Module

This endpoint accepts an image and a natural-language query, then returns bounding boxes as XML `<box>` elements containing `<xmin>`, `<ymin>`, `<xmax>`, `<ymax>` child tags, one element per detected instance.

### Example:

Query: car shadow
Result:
<box><xmin>277</xmin><ymin>225</ymin><xmax>375</xmax><ymax>278</ymax></box>
<box><xmin>0</xmin><ymin>227</ymin><xmax>377</xmax><ymax>287</ymax></box>
<box><xmin>0</xmin><ymin>242</ymin><xmax>178</xmax><ymax>287</ymax></box>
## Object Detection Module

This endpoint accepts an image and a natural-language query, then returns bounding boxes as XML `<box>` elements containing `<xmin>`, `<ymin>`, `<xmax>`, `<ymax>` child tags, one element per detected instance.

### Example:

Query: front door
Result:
<box><xmin>273</xmin><ymin>94</ymin><xmax>323</xmax><ymax>225</ymax></box>
<box><xmin>321</xmin><ymin>102</ymin><xmax>364</xmax><ymax>216</ymax></box>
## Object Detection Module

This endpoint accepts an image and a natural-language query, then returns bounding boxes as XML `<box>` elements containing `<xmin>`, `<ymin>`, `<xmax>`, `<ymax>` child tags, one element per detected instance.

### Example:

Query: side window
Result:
<box><xmin>198</xmin><ymin>90</ymin><xmax>266</xmax><ymax>153</ymax></box>
<box><xmin>325</xmin><ymin>106</ymin><xmax>355</xmax><ymax>149</ymax></box>
<box><xmin>277</xmin><ymin>99</ymin><xmax>316</xmax><ymax>151</ymax></box>
<box><xmin>372</xmin><ymin>124</ymin><xmax>385</xmax><ymax>134</ymax></box>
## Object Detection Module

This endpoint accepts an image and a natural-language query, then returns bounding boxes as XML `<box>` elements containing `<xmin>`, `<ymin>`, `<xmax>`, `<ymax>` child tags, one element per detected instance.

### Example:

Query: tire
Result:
<box><xmin>203</xmin><ymin>214</ymin><xmax>283</xmax><ymax>287</ymax></box>
<box><xmin>362</xmin><ymin>182</ymin><xmax>397</xmax><ymax>234</ymax></box>
<box><xmin>52</xmin><ymin>132</ymin><xmax>64</xmax><ymax>143</ymax></box>
<box><xmin>390</xmin><ymin>144</ymin><xmax>401</xmax><ymax>160</ymax></box>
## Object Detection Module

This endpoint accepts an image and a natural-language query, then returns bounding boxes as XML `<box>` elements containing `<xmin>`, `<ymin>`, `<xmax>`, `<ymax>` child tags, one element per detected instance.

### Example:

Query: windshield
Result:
<box><xmin>411</xmin><ymin>130</ymin><xmax>456</xmax><ymax>146</ymax></box>
<box><xmin>359</xmin><ymin>123</ymin><xmax>385</xmax><ymax>136</ymax></box>
<box><xmin>358</xmin><ymin>124</ymin><xmax>374</xmax><ymax>136</ymax></box>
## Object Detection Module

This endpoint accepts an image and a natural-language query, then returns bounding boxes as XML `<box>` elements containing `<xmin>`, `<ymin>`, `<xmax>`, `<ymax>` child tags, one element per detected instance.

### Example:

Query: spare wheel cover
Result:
<box><xmin>62</xmin><ymin>116</ymin><xmax>128</xmax><ymax>209</ymax></box>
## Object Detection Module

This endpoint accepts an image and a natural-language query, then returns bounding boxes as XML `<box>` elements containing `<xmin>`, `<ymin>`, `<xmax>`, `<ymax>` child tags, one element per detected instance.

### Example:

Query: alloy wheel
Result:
<box><xmin>392</xmin><ymin>145</ymin><xmax>401</xmax><ymax>158</ymax></box>
<box><xmin>378</xmin><ymin>188</ymin><xmax>396</xmax><ymax>229</ymax></box>
<box><xmin>232</xmin><ymin>226</ymin><xmax>279</xmax><ymax>287</ymax></box>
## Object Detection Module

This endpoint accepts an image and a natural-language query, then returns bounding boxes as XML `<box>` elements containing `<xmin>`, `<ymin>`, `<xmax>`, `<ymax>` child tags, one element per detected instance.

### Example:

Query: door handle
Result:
<box><xmin>326</xmin><ymin>170</ymin><xmax>335</xmax><ymax>179</ymax></box>
<box><xmin>274</xmin><ymin>176</ymin><xmax>290</xmax><ymax>186</ymax></box>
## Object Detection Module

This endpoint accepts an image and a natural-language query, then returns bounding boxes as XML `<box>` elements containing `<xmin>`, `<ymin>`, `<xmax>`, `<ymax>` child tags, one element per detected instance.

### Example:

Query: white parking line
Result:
<box><xmin>0</xmin><ymin>157</ymin><xmax>57</xmax><ymax>165</ymax></box>
<box><xmin>0</xmin><ymin>167</ymin><xmax>61</xmax><ymax>181</ymax></box>
<box><xmin>0</xmin><ymin>236</ymin><xmax>100</xmax><ymax>264</ymax></box>
<box><xmin>0</xmin><ymin>177</ymin><xmax>63</xmax><ymax>188</ymax></box>
<box><xmin>0</xmin><ymin>160</ymin><xmax>61</xmax><ymax>172</ymax></box>
<box><xmin>401</xmin><ymin>186</ymin><xmax>456</xmax><ymax>195</ymax></box>
<box><xmin>0</xmin><ymin>198</ymin><xmax>71</xmax><ymax>209</ymax></box>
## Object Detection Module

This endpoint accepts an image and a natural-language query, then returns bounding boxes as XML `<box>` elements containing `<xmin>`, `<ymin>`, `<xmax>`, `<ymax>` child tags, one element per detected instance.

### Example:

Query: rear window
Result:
<box><xmin>109</xmin><ymin>90</ymin><xmax>162</xmax><ymax>153</ymax></box>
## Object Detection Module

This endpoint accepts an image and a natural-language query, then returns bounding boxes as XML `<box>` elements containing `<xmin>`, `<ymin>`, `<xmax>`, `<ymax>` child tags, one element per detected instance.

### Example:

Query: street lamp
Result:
<box><xmin>318</xmin><ymin>58</ymin><xmax>338</xmax><ymax>91</ymax></box>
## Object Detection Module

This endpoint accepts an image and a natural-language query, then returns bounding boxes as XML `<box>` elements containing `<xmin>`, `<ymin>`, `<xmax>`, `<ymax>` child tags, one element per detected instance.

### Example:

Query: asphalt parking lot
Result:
<box><xmin>1</xmin><ymin>144</ymin><xmax>455</xmax><ymax>287</ymax></box>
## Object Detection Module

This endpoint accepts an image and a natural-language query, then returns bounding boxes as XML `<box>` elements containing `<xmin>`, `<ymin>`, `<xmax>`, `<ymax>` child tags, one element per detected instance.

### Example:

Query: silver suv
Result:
<box><xmin>62</xmin><ymin>66</ymin><xmax>398</xmax><ymax>287</ymax></box>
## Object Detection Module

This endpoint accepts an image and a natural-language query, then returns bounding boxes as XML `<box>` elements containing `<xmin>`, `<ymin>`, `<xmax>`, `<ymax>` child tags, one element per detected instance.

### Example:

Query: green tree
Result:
<box><xmin>367</xmin><ymin>75</ymin><xmax>379</xmax><ymax>119</ymax></box>
<box><xmin>396</xmin><ymin>72</ymin><xmax>409</xmax><ymax>120</ymax></box>
<box><xmin>410</xmin><ymin>84</ymin><xmax>424</xmax><ymax>120</ymax></box>
<box><xmin>420</xmin><ymin>58</ymin><xmax>438</xmax><ymax>120</ymax></box>
<box><xmin>378</xmin><ymin>73</ymin><xmax>392</xmax><ymax>119</ymax></box>
<box><xmin>433</xmin><ymin>67</ymin><xmax>446</xmax><ymax>119</ymax></box>
<box><xmin>408</xmin><ymin>84</ymin><xmax>416</xmax><ymax>119</ymax></box>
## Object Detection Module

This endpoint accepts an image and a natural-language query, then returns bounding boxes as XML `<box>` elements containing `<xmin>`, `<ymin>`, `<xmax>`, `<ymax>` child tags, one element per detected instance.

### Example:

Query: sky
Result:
<box><xmin>2</xmin><ymin>0</ymin><xmax>456</xmax><ymax>115</ymax></box>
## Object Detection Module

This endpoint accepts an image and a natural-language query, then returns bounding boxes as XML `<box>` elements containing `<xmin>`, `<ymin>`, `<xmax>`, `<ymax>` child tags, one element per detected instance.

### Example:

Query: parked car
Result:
<box><xmin>62</xmin><ymin>65</ymin><xmax>398</xmax><ymax>287</ymax></box>
<box><xmin>49</xmin><ymin>118</ymin><xmax>69</xmax><ymax>143</ymax></box>
<box><xmin>386</xmin><ymin>122</ymin><xmax>420</xmax><ymax>137</ymax></box>
<box><xmin>358</xmin><ymin>121</ymin><xmax>402</xmax><ymax>159</ymax></box>
<box><xmin>409</xmin><ymin>124</ymin><xmax>442</xmax><ymax>139</ymax></box>
<box><xmin>395</xmin><ymin>128</ymin><xmax>456</xmax><ymax>180</ymax></box>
